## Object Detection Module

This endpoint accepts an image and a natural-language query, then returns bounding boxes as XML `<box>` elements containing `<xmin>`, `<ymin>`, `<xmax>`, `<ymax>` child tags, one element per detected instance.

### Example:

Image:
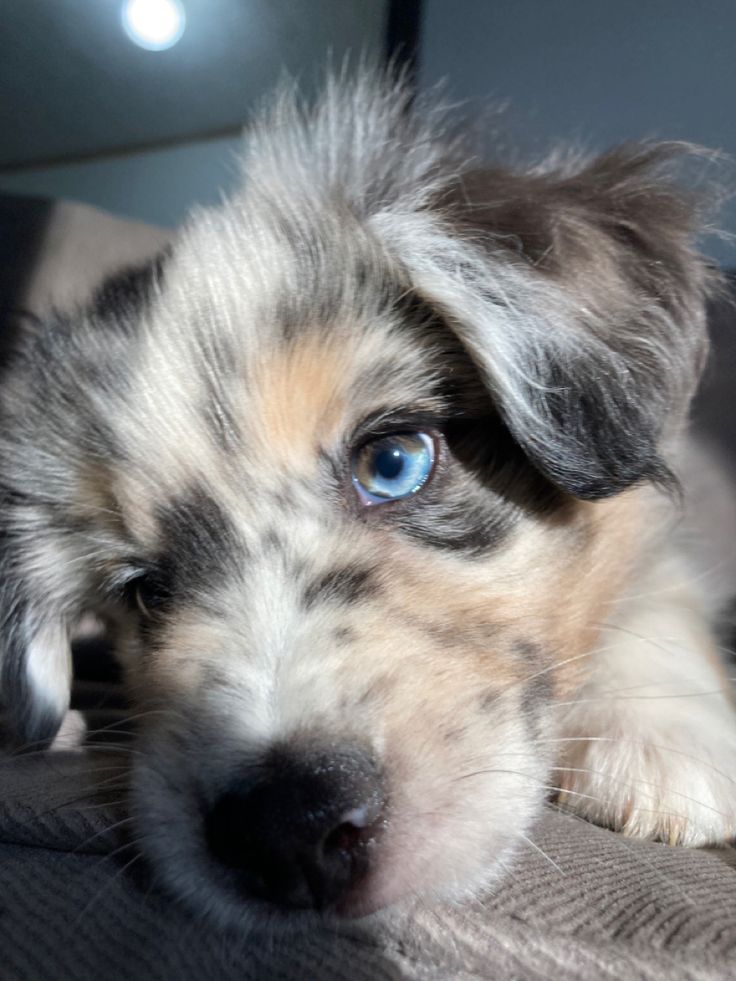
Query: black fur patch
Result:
<box><xmin>390</xmin><ymin>418</ymin><xmax>563</xmax><ymax>556</ymax></box>
<box><xmin>394</xmin><ymin>494</ymin><xmax>516</xmax><ymax>555</ymax></box>
<box><xmin>516</xmin><ymin>360</ymin><xmax>671</xmax><ymax>500</ymax></box>
<box><xmin>302</xmin><ymin>566</ymin><xmax>377</xmax><ymax>610</ymax></box>
<box><xmin>153</xmin><ymin>485</ymin><xmax>243</xmax><ymax>606</ymax></box>
<box><xmin>89</xmin><ymin>249</ymin><xmax>169</xmax><ymax>330</ymax></box>
<box><xmin>517</xmin><ymin>641</ymin><xmax>552</xmax><ymax>741</ymax></box>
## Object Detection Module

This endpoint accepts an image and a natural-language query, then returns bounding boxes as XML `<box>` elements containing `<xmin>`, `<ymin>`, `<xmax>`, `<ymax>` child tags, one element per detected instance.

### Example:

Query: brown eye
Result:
<box><xmin>351</xmin><ymin>432</ymin><xmax>435</xmax><ymax>506</ymax></box>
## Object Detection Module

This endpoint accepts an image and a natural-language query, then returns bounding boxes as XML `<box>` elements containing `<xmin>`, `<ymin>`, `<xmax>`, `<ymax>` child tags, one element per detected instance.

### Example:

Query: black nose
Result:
<box><xmin>204</xmin><ymin>747</ymin><xmax>386</xmax><ymax>910</ymax></box>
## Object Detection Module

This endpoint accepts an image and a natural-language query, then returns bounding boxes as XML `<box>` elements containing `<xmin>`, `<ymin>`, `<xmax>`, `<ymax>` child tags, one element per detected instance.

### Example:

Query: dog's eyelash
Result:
<box><xmin>118</xmin><ymin>569</ymin><xmax>171</xmax><ymax>617</ymax></box>
<box><xmin>349</xmin><ymin>408</ymin><xmax>449</xmax><ymax>450</ymax></box>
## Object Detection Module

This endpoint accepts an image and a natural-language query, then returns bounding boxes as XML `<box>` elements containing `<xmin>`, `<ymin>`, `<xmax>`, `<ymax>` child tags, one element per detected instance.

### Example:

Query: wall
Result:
<box><xmin>0</xmin><ymin>0</ymin><xmax>388</xmax><ymax>228</ymax></box>
<box><xmin>0</xmin><ymin>136</ymin><xmax>244</xmax><ymax>228</ymax></box>
<box><xmin>420</xmin><ymin>0</ymin><xmax>736</xmax><ymax>264</ymax></box>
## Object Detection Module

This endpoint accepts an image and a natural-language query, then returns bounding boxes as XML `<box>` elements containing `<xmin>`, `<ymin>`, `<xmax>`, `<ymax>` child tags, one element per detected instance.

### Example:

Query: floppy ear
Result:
<box><xmin>0</xmin><ymin>525</ymin><xmax>74</xmax><ymax>750</ymax></box>
<box><xmin>388</xmin><ymin>143</ymin><xmax>719</xmax><ymax>499</ymax></box>
<box><xmin>0</xmin><ymin>249</ymin><xmax>170</xmax><ymax>750</ymax></box>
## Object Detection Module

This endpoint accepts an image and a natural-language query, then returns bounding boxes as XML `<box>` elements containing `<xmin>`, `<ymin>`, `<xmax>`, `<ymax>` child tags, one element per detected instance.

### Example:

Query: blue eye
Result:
<box><xmin>352</xmin><ymin>432</ymin><xmax>435</xmax><ymax>505</ymax></box>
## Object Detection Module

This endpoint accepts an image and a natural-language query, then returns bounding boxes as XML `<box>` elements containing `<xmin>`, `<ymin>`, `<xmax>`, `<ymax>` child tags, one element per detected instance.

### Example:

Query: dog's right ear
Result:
<box><xmin>0</xmin><ymin>563</ymin><xmax>72</xmax><ymax>750</ymax></box>
<box><xmin>380</xmin><ymin>143</ymin><xmax>719</xmax><ymax>499</ymax></box>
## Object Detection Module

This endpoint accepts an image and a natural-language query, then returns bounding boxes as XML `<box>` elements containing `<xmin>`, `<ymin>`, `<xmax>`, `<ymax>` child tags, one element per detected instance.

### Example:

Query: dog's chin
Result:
<box><xmin>135</xmin><ymin>825</ymin><xmax>408</xmax><ymax>928</ymax></box>
<box><xmin>133</xmin><ymin>805</ymin><xmax>405</xmax><ymax>926</ymax></box>
<box><xmin>138</xmin><ymin>838</ymin><xmax>485</xmax><ymax>928</ymax></box>
<box><xmin>333</xmin><ymin>837</ymin><xmax>515</xmax><ymax>922</ymax></box>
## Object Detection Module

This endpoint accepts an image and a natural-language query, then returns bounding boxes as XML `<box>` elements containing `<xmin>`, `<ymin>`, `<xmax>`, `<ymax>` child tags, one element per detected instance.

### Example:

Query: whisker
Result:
<box><xmin>457</xmin><ymin>766</ymin><xmax>622</xmax><ymax>806</ymax></box>
<box><xmin>73</xmin><ymin>849</ymin><xmax>145</xmax><ymax>928</ymax></box>
<box><xmin>551</xmin><ymin>788</ymin><xmax>701</xmax><ymax>824</ymax></box>
<box><xmin>491</xmin><ymin>645</ymin><xmax>616</xmax><ymax>702</ymax></box>
<box><xmin>74</xmin><ymin>818</ymin><xmax>138</xmax><ymax>857</ymax></box>
<box><xmin>594</xmin><ymin>620</ymin><xmax>692</xmax><ymax>658</ymax></box>
<box><xmin>544</xmin><ymin>802</ymin><xmax>696</xmax><ymax>906</ymax></box>
<box><xmin>83</xmin><ymin>729</ymin><xmax>137</xmax><ymax>741</ymax></box>
<box><xmin>515</xmin><ymin>832</ymin><xmax>565</xmax><ymax>875</ymax></box>
<box><xmin>0</xmin><ymin>746</ymin><xmax>142</xmax><ymax>771</ymax></box>
<box><xmin>609</xmin><ymin>557</ymin><xmax>731</xmax><ymax>606</ymax></box>
<box><xmin>30</xmin><ymin>780</ymin><xmax>129</xmax><ymax>818</ymax></box>
<box><xmin>83</xmin><ymin>707</ymin><xmax>187</xmax><ymax>733</ymax></box>
<box><xmin>453</xmin><ymin>766</ymin><xmax>540</xmax><ymax>784</ymax></box>
<box><xmin>83</xmin><ymin>745</ymin><xmax>145</xmax><ymax>758</ymax></box>
<box><xmin>552</xmin><ymin>765</ymin><xmax>732</xmax><ymax>819</ymax></box>
<box><xmin>553</xmin><ymin>686</ymin><xmax>734</xmax><ymax>706</ymax></box>
<box><xmin>454</xmin><ymin>765</ymin><xmax>705</xmax><ymax>823</ymax></box>
<box><xmin>541</xmin><ymin>736</ymin><xmax>736</xmax><ymax>788</ymax></box>
<box><xmin>60</xmin><ymin>798</ymin><xmax>128</xmax><ymax>812</ymax></box>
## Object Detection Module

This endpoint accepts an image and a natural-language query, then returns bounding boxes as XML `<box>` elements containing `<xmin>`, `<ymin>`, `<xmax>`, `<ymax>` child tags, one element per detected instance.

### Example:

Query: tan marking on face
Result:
<box><xmin>333</xmin><ymin>489</ymin><xmax>652</xmax><ymax>709</ymax></box>
<box><xmin>246</xmin><ymin>331</ymin><xmax>355</xmax><ymax>471</ymax></box>
<box><xmin>540</xmin><ymin>490</ymin><xmax>649</xmax><ymax>690</ymax></box>
<box><xmin>74</xmin><ymin>459</ymin><xmax>167</xmax><ymax>555</ymax></box>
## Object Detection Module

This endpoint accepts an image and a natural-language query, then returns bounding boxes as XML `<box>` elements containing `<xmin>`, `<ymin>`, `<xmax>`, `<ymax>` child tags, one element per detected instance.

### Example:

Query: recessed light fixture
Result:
<box><xmin>121</xmin><ymin>0</ymin><xmax>186</xmax><ymax>51</ymax></box>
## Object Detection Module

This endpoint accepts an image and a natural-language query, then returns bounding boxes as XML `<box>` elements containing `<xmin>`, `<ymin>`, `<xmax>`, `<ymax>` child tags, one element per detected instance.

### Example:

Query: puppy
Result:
<box><xmin>1</xmin><ymin>70</ymin><xmax>735</xmax><ymax>923</ymax></box>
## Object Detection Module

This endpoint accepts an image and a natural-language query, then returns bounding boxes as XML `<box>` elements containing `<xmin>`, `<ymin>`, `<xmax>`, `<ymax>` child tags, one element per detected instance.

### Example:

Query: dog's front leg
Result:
<box><xmin>555</xmin><ymin>552</ymin><xmax>736</xmax><ymax>846</ymax></box>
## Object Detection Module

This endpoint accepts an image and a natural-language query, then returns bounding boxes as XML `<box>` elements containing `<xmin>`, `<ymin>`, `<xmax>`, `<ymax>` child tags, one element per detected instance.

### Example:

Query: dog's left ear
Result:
<box><xmin>0</xmin><ymin>573</ymin><xmax>72</xmax><ymax>750</ymax></box>
<box><xmin>399</xmin><ymin>143</ymin><xmax>720</xmax><ymax>499</ymax></box>
<box><xmin>0</xmin><ymin>505</ymin><xmax>75</xmax><ymax>749</ymax></box>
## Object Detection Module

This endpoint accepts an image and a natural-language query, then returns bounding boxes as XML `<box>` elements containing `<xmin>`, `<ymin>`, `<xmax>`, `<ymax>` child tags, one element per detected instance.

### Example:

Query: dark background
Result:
<box><xmin>0</xmin><ymin>0</ymin><xmax>734</xmax><ymax>264</ymax></box>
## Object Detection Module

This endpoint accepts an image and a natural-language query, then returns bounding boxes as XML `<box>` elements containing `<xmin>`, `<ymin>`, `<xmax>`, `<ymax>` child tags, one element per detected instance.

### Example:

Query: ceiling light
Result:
<box><xmin>121</xmin><ymin>0</ymin><xmax>186</xmax><ymax>51</ymax></box>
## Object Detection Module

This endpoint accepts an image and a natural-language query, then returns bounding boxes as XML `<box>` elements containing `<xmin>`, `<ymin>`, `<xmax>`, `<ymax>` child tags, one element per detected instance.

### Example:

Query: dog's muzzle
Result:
<box><xmin>204</xmin><ymin>746</ymin><xmax>386</xmax><ymax>911</ymax></box>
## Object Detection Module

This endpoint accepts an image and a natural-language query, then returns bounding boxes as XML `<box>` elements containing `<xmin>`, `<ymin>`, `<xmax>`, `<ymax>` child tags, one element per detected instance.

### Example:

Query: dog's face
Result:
<box><xmin>110</xmin><ymin>247</ymin><xmax>620</xmax><ymax>919</ymax></box>
<box><xmin>0</xmin><ymin>76</ymin><xmax>714</xmax><ymax>922</ymax></box>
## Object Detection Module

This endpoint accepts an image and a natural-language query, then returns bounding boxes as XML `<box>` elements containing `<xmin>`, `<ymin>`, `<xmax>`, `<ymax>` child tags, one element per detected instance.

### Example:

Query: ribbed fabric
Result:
<box><xmin>0</xmin><ymin>730</ymin><xmax>734</xmax><ymax>981</ymax></box>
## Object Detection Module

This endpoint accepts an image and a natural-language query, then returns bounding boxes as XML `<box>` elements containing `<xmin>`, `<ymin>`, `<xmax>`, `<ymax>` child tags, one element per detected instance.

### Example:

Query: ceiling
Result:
<box><xmin>0</xmin><ymin>0</ymin><xmax>388</xmax><ymax>169</ymax></box>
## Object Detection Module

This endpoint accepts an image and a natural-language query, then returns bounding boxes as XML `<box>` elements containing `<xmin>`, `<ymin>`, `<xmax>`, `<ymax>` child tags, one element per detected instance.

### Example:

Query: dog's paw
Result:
<box><xmin>555</xmin><ymin>700</ymin><xmax>736</xmax><ymax>846</ymax></box>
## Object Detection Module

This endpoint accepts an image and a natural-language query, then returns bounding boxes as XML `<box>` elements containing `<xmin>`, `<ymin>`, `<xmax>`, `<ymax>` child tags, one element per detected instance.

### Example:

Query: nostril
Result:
<box><xmin>323</xmin><ymin>798</ymin><xmax>384</xmax><ymax>856</ymax></box>
<box><xmin>204</xmin><ymin>748</ymin><xmax>386</xmax><ymax>910</ymax></box>
<box><xmin>322</xmin><ymin>821</ymin><xmax>373</xmax><ymax>855</ymax></box>
<box><xmin>324</xmin><ymin>819</ymin><xmax>364</xmax><ymax>856</ymax></box>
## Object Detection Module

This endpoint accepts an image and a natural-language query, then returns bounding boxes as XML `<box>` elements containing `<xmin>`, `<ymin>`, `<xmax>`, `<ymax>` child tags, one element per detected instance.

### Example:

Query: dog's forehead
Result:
<box><xmin>112</xmin><ymin>214</ymin><xmax>447</xmax><ymax>533</ymax></box>
<box><xmin>243</xmin><ymin>321</ymin><xmax>446</xmax><ymax>465</ymax></box>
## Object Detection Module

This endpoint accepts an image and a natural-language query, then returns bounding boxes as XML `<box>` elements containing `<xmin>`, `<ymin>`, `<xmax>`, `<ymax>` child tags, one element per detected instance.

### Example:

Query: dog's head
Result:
<box><xmin>0</xmin><ymin>73</ymin><xmax>718</xmax><ymax>921</ymax></box>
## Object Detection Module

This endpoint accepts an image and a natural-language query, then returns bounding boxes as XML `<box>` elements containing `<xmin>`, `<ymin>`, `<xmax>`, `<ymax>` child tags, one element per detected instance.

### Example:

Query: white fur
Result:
<box><xmin>26</xmin><ymin>621</ymin><xmax>72</xmax><ymax>726</ymax></box>
<box><xmin>558</xmin><ymin>543</ymin><xmax>736</xmax><ymax>844</ymax></box>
